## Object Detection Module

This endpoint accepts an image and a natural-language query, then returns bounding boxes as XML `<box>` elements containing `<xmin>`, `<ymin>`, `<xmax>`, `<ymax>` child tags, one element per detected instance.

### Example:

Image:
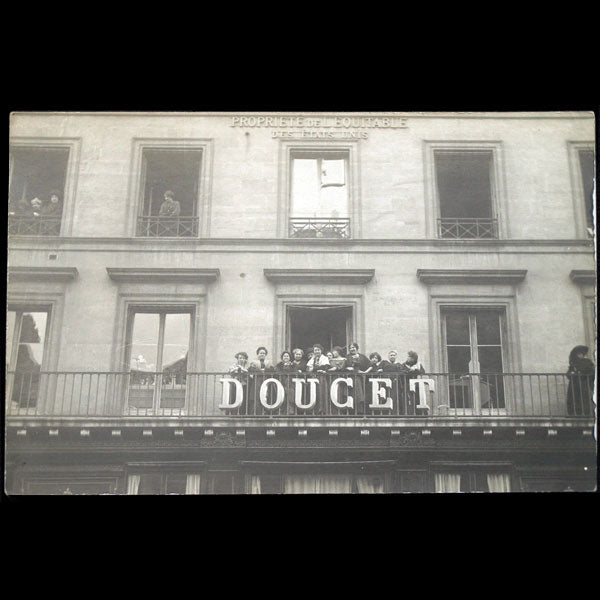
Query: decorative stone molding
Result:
<box><xmin>417</xmin><ymin>269</ymin><xmax>527</xmax><ymax>285</ymax></box>
<box><xmin>569</xmin><ymin>270</ymin><xmax>596</xmax><ymax>286</ymax></box>
<box><xmin>106</xmin><ymin>267</ymin><xmax>220</xmax><ymax>284</ymax></box>
<box><xmin>264</xmin><ymin>268</ymin><xmax>375</xmax><ymax>285</ymax></box>
<box><xmin>9</xmin><ymin>266</ymin><xmax>78</xmax><ymax>282</ymax></box>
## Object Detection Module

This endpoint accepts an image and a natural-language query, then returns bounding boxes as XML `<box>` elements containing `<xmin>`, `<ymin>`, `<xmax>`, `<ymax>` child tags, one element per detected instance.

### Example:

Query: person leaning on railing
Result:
<box><xmin>566</xmin><ymin>345</ymin><xmax>595</xmax><ymax>416</ymax></box>
<box><xmin>401</xmin><ymin>351</ymin><xmax>426</xmax><ymax>415</ymax></box>
<box><xmin>248</xmin><ymin>346</ymin><xmax>274</xmax><ymax>415</ymax></box>
<box><xmin>158</xmin><ymin>190</ymin><xmax>181</xmax><ymax>217</ymax></box>
<box><xmin>225</xmin><ymin>351</ymin><xmax>250</xmax><ymax>415</ymax></box>
<box><xmin>306</xmin><ymin>344</ymin><xmax>330</xmax><ymax>414</ymax></box>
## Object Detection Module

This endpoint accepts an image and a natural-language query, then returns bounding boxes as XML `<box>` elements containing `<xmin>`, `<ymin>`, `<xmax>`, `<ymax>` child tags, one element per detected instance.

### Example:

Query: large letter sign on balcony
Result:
<box><xmin>369</xmin><ymin>378</ymin><xmax>393</xmax><ymax>409</ymax></box>
<box><xmin>260</xmin><ymin>378</ymin><xmax>285</xmax><ymax>410</ymax></box>
<box><xmin>293</xmin><ymin>378</ymin><xmax>320</xmax><ymax>409</ymax></box>
<box><xmin>409</xmin><ymin>378</ymin><xmax>435</xmax><ymax>411</ymax></box>
<box><xmin>219</xmin><ymin>378</ymin><xmax>244</xmax><ymax>409</ymax></box>
<box><xmin>330</xmin><ymin>377</ymin><xmax>354</xmax><ymax>409</ymax></box>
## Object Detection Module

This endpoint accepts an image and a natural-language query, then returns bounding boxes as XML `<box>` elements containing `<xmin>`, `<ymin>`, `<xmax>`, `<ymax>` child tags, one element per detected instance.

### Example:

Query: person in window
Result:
<box><xmin>249</xmin><ymin>347</ymin><xmax>273</xmax><ymax>415</ymax></box>
<box><xmin>42</xmin><ymin>190</ymin><xmax>62</xmax><ymax>216</ymax></box>
<box><xmin>566</xmin><ymin>345</ymin><xmax>595</xmax><ymax>416</ymax></box>
<box><xmin>27</xmin><ymin>197</ymin><xmax>43</xmax><ymax>217</ymax></box>
<box><xmin>387</xmin><ymin>350</ymin><xmax>399</xmax><ymax>366</ymax></box>
<box><xmin>159</xmin><ymin>190</ymin><xmax>181</xmax><ymax>217</ymax></box>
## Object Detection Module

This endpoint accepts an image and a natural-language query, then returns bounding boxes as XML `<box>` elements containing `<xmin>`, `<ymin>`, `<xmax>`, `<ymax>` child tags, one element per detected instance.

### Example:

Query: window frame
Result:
<box><xmin>123</xmin><ymin>304</ymin><xmax>195</xmax><ymax>415</ymax></box>
<box><xmin>278</xmin><ymin>140</ymin><xmax>361</xmax><ymax>238</ymax></box>
<box><xmin>431</xmin><ymin>462</ymin><xmax>514</xmax><ymax>493</ymax></box>
<box><xmin>126</xmin><ymin>138</ymin><xmax>214</xmax><ymax>238</ymax></box>
<box><xmin>567</xmin><ymin>141</ymin><xmax>595</xmax><ymax>238</ymax></box>
<box><xmin>125</xmin><ymin>463</ymin><xmax>206</xmax><ymax>495</ymax></box>
<box><xmin>8</xmin><ymin>137</ymin><xmax>81</xmax><ymax>237</ymax></box>
<box><xmin>423</xmin><ymin>141</ymin><xmax>507</xmax><ymax>239</ymax></box>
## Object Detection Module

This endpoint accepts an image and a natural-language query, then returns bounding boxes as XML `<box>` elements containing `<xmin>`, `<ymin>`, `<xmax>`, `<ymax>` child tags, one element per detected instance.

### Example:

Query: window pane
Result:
<box><xmin>445</xmin><ymin>312</ymin><xmax>470</xmax><ymax>345</ymax></box>
<box><xmin>475</xmin><ymin>311</ymin><xmax>501</xmax><ymax>345</ymax></box>
<box><xmin>447</xmin><ymin>346</ymin><xmax>471</xmax><ymax>373</ymax></box>
<box><xmin>478</xmin><ymin>346</ymin><xmax>503</xmax><ymax>373</ymax></box>
<box><xmin>6</xmin><ymin>311</ymin><xmax>17</xmax><ymax>369</ymax></box>
<box><xmin>435</xmin><ymin>152</ymin><xmax>493</xmax><ymax>218</ymax></box>
<box><xmin>209</xmin><ymin>473</ymin><xmax>235</xmax><ymax>494</ymax></box>
<box><xmin>166</xmin><ymin>473</ymin><xmax>187</xmax><ymax>494</ymax></box>
<box><xmin>138</xmin><ymin>473</ymin><xmax>162</xmax><ymax>495</ymax></box>
<box><xmin>291</xmin><ymin>156</ymin><xmax>348</xmax><ymax>218</ymax></box>
<box><xmin>257</xmin><ymin>475</ymin><xmax>282</xmax><ymax>494</ymax></box>
<box><xmin>162</xmin><ymin>313</ymin><xmax>190</xmax><ymax>371</ymax></box>
<box><xmin>129</xmin><ymin>313</ymin><xmax>159</xmax><ymax>372</ymax></box>
<box><xmin>578</xmin><ymin>149</ymin><xmax>595</xmax><ymax>228</ymax></box>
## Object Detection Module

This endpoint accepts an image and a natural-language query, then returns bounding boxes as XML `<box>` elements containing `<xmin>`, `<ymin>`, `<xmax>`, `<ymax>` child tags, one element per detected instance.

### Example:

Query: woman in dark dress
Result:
<box><xmin>248</xmin><ymin>346</ymin><xmax>273</xmax><ymax>415</ymax></box>
<box><xmin>275</xmin><ymin>350</ymin><xmax>295</xmax><ymax>415</ymax></box>
<box><xmin>566</xmin><ymin>345</ymin><xmax>595</xmax><ymax>416</ymax></box>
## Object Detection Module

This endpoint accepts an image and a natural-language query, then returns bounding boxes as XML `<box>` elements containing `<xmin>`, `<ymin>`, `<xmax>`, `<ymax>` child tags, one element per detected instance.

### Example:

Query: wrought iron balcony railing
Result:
<box><xmin>289</xmin><ymin>217</ymin><xmax>351</xmax><ymax>239</ymax></box>
<box><xmin>5</xmin><ymin>371</ymin><xmax>596</xmax><ymax>419</ymax></box>
<box><xmin>438</xmin><ymin>218</ymin><xmax>498</xmax><ymax>239</ymax></box>
<box><xmin>8</xmin><ymin>215</ymin><xmax>62</xmax><ymax>236</ymax></box>
<box><xmin>136</xmin><ymin>216</ymin><xmax>199</xmax><ymax>238</ymax></box>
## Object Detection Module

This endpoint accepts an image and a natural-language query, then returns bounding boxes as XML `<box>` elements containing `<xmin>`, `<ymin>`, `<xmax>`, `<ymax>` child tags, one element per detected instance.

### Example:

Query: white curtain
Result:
<box><xmin>283</xmin><ymin>475</ymin><xmax>352</xmax><ymax>494</ymax></box>
<box><xmin>434</xmin><ymin>473</ymin><xmax>461</xmax><ymax>493</ymax></box>
<box><xmin>487</xmin><ymin>473</ymin><xmax>511</xmax><ymax>493</ymax></box>
<box><xmin>127</xmin><ymin>474</ymin><xmax>140</xmax><ymax>495</ymax></box>
<box><xmin>251</xmin><ymin>475</ymin><xmax>262</xmax><ymax>494</ymax></box>
<box><xmin>185</xmin><ymin>474</ymin><xmax>201</xmax><ymax>495</ymax></box>
<box><xmin>355</xmin><ymin>476</ymin><xmax>384</xmax><ymax>494</ymax></box>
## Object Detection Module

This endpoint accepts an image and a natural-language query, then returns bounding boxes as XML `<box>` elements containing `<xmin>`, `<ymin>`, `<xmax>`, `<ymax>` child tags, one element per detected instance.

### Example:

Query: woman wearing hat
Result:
<box><xmin>566</xmin><ymin>345</ymin><xmax>595</xmax><ymax>416</ymax></box>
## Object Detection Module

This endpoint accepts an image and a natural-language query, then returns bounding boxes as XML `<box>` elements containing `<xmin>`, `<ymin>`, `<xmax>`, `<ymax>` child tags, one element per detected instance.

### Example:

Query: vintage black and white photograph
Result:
<box><xmin>4</xmin><ymin>110</ymin><xmax>597</xmax><ymax>494</ymax></box>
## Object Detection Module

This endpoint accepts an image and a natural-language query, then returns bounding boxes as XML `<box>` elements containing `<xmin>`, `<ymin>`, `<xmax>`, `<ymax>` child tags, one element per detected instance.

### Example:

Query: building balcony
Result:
<box><xmin>5</xmin><ymin>371</ymin><xmax>595</xmax><ymax>423</ymax></box>
<box><xmin>438</xmin><ymin>217</ymin><xmax>498</xmax><ymax>239</ymax></box>
<box><xmin>8</xmin><ymin>215</ymin><xmax>62</xmax><ymax>236</ymax></box>
<box><xmin>289</xmin><ymin>217</ymin><xmax>351</xmax><ymax>239</ymax></box>
<box><xmin>136</xmin><ymin>216</ymin><xmax>199</xmax><ymax>238</ymax></box>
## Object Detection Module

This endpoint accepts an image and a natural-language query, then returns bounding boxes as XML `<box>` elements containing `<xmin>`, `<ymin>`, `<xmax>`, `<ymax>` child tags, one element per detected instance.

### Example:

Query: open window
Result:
<box><xmin>435</xmin><ymin>150</ymin><xmax>498</xmax><ymax>239</ymax></box>
<box><xmin>249</xmin><ymin>472</ymin><xmax>387</xmax><ymax>494</ymax></box>
<box><xmin>287</xmin><ymin>305</ymin><xmax>352</xmax><ymax>354</ymax></box>
<box><xmin>125</xmin><ymin>309</ymin><xmax>191</xmax><ymax>413</ymax></box>
<box><xmin>289</xmin><ymin>151</ymin><xmax>350</xmax><ymax>238</ymax></box>
<box><xmin>126</xmin><ymin>471</ymin><xmax>202</xmax><ymax>495</ymax></box>
<box><xmin>434</xmin><ymin>468</ymin><xmax>512</xmax><ymax>493</ymax></box>
<box><xmin>136</xmin><ymin>148</ymin><xmax>202</xmax><ymax>237</ymax></box>
<box><xmin>8</xmin><ymin>146</ymin><xmax>69</xmax><ymax>235</ymax></box>
<box><xmin>6</xmin><ymin>308</ymin><xmax>50</xmax><ymax>409</ymax></box>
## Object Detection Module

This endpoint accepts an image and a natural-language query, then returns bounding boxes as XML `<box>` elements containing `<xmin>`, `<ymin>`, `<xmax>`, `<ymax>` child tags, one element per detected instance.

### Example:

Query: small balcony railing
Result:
<box><xmin>136</xmin><ymin>216</ymin><xmax>199</xmax><ymax>238</ymax></box>
<box><xmin>289</xmin><ymin>217</ymin><xmax>351</xmax><ymax>239</ymax></box>
<box><xmin>8</xmin><ymin>215</ymin><xmax>62</xmax><ymax>236</ymax></box>
<box><xmin>438</xmin><ymin>218</ymin><xmax>498</xmax><ymax>239</ymax></box>
<box><xmin>5</xmin><ymin>371</ymin><xmax>595</xmax><ymax>419</ymax></box>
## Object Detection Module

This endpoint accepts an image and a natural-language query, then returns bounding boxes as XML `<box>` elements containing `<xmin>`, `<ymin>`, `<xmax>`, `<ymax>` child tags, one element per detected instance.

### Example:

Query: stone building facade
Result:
<box><xmin>5</xmin><ymin>111</ymin><xmax>597</xmax><ymax>494</ymax></box>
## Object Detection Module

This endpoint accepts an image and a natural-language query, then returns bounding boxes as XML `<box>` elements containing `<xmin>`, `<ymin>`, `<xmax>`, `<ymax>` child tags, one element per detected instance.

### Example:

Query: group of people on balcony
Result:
<box><xmin>226</xmin><ymin>343</ymin><xmax>427</xmax><ymax>415</ymax></box>
<box><xmin>9</xmin><ymin>190</ymin><xmax>62</xmax><ymax>218</ymax></box>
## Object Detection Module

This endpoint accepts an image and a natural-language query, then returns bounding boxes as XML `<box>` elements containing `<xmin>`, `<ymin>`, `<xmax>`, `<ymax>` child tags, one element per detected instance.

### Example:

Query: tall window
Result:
<box><xmin>249</xmin><ymin>473</ymin><xmax>386</xmax><ymax>494</ymax></box>
<box><xmin>434</xmin><ymin>470</ymin><xmax>511</xmax><ymax>493</ymax></box>
<box><xmin>435</xmin><ymin>150</ymin><xmax>498</xmax><ymax>239</ymax></box>
<box><xmin>8</xmin><ymin>147</ymin><xmax>69</xmax><ymax>235</ymax></box>
<box><xmin>125</xmin><ymin>310</ymin><xmax>191</xmax><ymax>412</ymax></box>
<box><xmin>442</xmin><ymin>308</ymin><xmax>506</xmax><ymax>411</ymax></box>
<box><xmin>6</xmin><ymin>310</ymin><xmax>50</xmax><ymax>408</ymax></box>
<box><xmin>137</xmin><ymin>149</ymin><xmax>202</xmax><ymax>237</ymax></box>
<box><xmin>578</xmin><ymin>148</ymin><xmax>595</xmax><ymax>234</ymax></box>
<box><xmin>289</xmin><ymin>151</ymin><xmax>350</xmax><ymax>238</ymax></box>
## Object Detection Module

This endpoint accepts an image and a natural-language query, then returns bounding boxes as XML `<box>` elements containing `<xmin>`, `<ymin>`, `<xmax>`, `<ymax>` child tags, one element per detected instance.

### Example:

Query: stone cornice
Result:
<box><xmin>8</xmin><ymin>266</ymin><xmax>78</xmax><ymax>282</ymax></box>
<box><xmin>106</xmin><ymin>267</ymin><xmax>220</xmax><ymax>284</ymax></box>
<box><xmin>417</xmin><ymin>269</ymin><xmax>527</xmax><ymax>285</ymax></box>
<box><xmin>264</xmin><ymin>268</ymin><xmax>375</xmax><ymax>285</ymax></box>
<box><xmin>569</xmin><ymin>269</ymin><xmax>596</xmax><ymax>285</ymax></box>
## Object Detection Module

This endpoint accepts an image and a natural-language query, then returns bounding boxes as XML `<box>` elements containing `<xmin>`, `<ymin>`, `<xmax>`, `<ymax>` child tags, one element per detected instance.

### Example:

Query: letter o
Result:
<box><xmin>260</xmin><ymin>378</ymin><xmax>285</xmax><ymax>410</ymax></box>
